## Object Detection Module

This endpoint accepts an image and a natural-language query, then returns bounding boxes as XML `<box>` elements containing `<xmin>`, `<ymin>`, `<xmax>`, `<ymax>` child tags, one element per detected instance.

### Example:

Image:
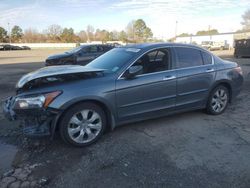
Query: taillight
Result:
<box><xmin>235</xmin><ymin>66</ymin><xmax>243</xmax><ymax>75</ymax></box>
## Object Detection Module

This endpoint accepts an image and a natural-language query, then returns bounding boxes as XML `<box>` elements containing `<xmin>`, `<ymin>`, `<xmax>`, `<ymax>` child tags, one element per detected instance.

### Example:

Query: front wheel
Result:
<box><xmin>206</xmin><ymin>85</ymin><xmax>229</xmax><ymax>115</ymax></box>
<box><xmin>59</xmin><ymin>103</ymin><xmax>107</xmax><ymax>147</ymax></box>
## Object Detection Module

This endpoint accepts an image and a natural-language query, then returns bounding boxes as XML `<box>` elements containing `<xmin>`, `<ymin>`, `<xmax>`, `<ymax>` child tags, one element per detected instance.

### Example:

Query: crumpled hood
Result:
<box><xmin>16</xmin><ymin>65</ymin><xmax>105</xmax><ymax>89</ymax></box>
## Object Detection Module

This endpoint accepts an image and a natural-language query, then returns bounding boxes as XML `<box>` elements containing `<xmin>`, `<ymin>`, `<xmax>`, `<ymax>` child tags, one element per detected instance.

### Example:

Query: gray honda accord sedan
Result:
<box><xmin>3</xmin><ymin>43</ymin><xmax>243</xmax><ymax>147</ymax></box>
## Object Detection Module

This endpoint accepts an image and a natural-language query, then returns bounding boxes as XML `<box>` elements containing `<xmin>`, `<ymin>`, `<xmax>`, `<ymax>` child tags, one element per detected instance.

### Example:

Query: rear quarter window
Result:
<box><xmin>201</xmin><ymin>51</ymin><xmax>213</xmax><ymax>65</ymax></box>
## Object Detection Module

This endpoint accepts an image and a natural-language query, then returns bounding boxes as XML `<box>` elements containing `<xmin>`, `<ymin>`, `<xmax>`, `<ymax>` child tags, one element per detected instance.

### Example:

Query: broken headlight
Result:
<box><xmin>14</xmin><ymin>91</ymin><xmax>61</xmax><ymax>109</ymax></box>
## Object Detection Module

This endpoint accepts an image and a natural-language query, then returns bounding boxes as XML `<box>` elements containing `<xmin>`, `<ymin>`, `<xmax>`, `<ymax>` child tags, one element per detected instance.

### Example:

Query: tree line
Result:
<box><xmin>177</xmin><ymin>29</ymin><xmax>219</xmax><ymax>37</ymax></box>
<box><xmin>0</xmin><ymin>19</ymin><xmax>154</xmax><ymax>43</ymax></box>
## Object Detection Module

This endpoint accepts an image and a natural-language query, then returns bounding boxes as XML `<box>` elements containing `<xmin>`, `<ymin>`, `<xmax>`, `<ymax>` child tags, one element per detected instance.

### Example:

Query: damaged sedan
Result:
<box><xmin>3</xmin><ymin>43</ymin><xmax>244</xmax><ymax>147</ymax></box>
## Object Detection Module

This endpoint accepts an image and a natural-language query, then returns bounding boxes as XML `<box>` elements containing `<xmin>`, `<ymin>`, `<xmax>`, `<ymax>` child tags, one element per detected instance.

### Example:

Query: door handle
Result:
<box><xmin>163</xmin><ymin>75</ymin><xmax>176</xmax><ymax>81</ymax></box>
<box><xmin>205</xmin><ymin>68</ymin><xmax>214</xmax><ymax>73</ymax></box>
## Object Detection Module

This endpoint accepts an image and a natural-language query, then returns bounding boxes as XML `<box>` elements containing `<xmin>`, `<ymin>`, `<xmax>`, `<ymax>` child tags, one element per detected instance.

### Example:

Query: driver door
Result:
<box><xmin>115</xmin><ymin>48</ymin><xmax>177</xmax><ymax>123</ymax></box>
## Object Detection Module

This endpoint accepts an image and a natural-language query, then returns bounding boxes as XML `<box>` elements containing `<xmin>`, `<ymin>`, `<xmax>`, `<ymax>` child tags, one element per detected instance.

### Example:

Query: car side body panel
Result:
<box><xmin>115</xmin><ymin>70</ymin><xmax>177</xmax><ymax>124</ymax></box>
<box><xmin>212</xmin><ymin>57</ymin><xmax>243</xmax><ymax>100</ymax></box>
<box><xmin>175</xmin><ymin>65</ymin><xmax>216</xmax><ymax>110</ymax></box>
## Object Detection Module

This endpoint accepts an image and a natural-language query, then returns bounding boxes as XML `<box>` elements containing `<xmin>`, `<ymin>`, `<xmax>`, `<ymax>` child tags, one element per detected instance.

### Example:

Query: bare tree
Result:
<box><xmin>22</xmin><ymin>28</ymin><xmax>46</xmax><ymax>43</ymax></box>
<box><xmin>46</xmin><ymin>24</ymin><xmax>63</xmax><ymax>42</ymax></box>
<box><xmin>95</xmin><ymin>29</ymin><xmax>110</xmax><ymax>43</ymax></box>
<box><xmin>95</xmin><ymin>29</ymin><xmax>102</xmax><ymax>41</ymax></box>
<box><xmin>126</xmin><ymin>20</ymin><xmax>135</xmax><ymax>42</ymax></box>
<box><xmin>78</xmin><ymin>30</ymin><xmax>88</xmax><ymax>42</ymax></box>
<box><xmin>111</xmin><ymin>30</ymin><xmax>119</xmax><ymax>41</ymax></box>
<box><xmin>100</xmin><ymin>30</ymin><xmax>109</xmax><ymax>43</ymax></box>
<box><xmin>241</xmin><ymin>9</ymin><xmax>250</xmax><ymax>31</ymax></box>
<box><xmin>86</xmin><ymin>25</ymin><xmax>94</xmax><ymax>42</ymax></box>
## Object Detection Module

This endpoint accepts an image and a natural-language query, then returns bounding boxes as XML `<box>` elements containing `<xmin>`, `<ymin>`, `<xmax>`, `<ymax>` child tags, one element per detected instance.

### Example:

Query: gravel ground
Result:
<box><xmin>0</xmin><ymin>49</ymin><xmax>250</xmax><ymax>188</ymax></box>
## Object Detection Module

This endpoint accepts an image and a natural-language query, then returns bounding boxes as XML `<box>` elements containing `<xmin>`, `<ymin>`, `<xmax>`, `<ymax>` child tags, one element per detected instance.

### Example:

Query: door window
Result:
<box><xmin>175</xmin><ymin>47</ymin><xmax>203</xmax><ymax>68</ymax></box>
<box><xmin>86</xmin><ymin>46</ymin><xmax>98</xmax><ymax>53</ymax></box>
<box><xmin>98</xmin><ymin>46</ymin><xmax>104</xmax><ymax>52</ymax></box>
<box><xmin>131</xmin><ymin>48</ymin><xmax>170</xmax><ymax>75</ymax></box>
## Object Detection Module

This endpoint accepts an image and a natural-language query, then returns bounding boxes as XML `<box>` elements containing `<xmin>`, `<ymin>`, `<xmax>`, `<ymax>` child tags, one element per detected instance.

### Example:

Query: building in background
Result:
<box><xmin>175</xmin><ymin>31</ymin><xmax>250</xmax><ymax>49</ymax></box>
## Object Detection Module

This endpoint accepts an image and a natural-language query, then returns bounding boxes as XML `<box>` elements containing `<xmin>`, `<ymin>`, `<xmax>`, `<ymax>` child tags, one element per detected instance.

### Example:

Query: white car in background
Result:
<box><xmin>201</xmin><ymin>41</ymin><xmax>229</xmax><ymax>50</ymax></box>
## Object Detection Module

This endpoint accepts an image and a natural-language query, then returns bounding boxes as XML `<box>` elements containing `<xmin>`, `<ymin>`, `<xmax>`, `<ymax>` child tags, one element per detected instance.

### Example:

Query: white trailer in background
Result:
<box><xmin>175</xmin><ymin>32</ymin><xmax>235</xmax><ymax>49</ymax></box>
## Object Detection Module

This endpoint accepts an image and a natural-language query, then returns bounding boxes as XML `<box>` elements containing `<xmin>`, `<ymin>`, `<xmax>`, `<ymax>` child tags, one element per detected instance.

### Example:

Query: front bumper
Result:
<box><xmin>3</xmin><ymin>96</ymin><xmax>60</xmax><ymax>137</ymax></box>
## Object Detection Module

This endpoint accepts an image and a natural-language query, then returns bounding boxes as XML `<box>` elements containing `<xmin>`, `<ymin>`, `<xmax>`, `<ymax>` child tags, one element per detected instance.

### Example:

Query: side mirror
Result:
<box><xmin>124</xmin><ymin>65</ymin><xmax>143</xmax><ymax>79</ymax></box>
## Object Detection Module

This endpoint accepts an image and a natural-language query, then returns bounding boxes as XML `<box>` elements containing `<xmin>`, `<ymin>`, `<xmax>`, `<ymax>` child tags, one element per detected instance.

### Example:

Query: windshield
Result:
<box><xmin>86</xmin><ymin>48</ymin><xmax>137</xmax><ymax>73</ymax></box>
<box><xmin>66</xmin><ymin>46</ymin><xmax>82</xmax><ymax>54</ymax></box>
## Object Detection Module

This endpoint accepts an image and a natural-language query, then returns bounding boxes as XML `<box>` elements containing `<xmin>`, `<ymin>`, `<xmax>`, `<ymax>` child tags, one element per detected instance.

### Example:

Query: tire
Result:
<box><xmin>206</xmin><ymin>85</ymin><xmax>229</xmax><ymax>115</ymax></box>
<box><xmin>59</xmin><ymin>102</ymin><xmax>107</xmax><ymax>147</ymax></box>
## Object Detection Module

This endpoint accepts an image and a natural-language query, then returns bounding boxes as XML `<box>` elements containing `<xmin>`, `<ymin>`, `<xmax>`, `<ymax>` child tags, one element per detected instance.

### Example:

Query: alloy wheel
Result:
<box><xmin>211</xmin><ymin>88</ymin><xmax>228</xmax><ymax>113</ymax></box>
<box><xmin>67</xmin><ymin>109</ymin><xmax>102</xmax><ymax>144</ymax></box>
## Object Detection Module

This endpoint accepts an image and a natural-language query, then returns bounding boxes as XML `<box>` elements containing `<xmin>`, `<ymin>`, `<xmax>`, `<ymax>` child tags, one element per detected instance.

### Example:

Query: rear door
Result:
<box><xmin>174</xmin><ymin>47</ymin><xmax>215</xmax><ymax>109</ymax></box>
<box><xmin>116</xmin><ymin>48</ymin><xmax>177</xmax><ymax>123</ymax></box>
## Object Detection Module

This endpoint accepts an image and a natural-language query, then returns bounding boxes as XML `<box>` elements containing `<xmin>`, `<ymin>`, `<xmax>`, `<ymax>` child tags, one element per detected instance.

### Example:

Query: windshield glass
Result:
<box><xmin>66</xmin><ymin>46</ymin><xmax>82</xmax><ymax>54</ymax></box>
<box><xmin>86</xmin><ymin>48</ymin><xmax>137</xmax><ymax>73</ymax></box>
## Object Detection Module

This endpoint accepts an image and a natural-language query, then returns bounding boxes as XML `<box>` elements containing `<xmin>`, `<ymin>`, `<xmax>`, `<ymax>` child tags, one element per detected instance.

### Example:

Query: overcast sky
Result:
<box><xmin>0</xmin><ymin>0</ymin><xmax>249</xmax><ymax>39</ymax></box>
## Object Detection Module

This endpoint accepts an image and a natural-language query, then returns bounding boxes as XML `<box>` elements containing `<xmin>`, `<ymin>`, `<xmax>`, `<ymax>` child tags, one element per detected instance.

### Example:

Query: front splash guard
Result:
<box><xmin>22</xmin><ymin>117</ymin><xmax>53</xmax><ymax>137</ymax></box>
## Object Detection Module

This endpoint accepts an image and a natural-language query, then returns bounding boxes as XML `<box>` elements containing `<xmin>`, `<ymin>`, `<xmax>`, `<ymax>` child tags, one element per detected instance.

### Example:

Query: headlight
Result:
<box><xmin>14</xmin><ymin>91</ymin><xmax>61</xmax><ymax>109</ymax></box>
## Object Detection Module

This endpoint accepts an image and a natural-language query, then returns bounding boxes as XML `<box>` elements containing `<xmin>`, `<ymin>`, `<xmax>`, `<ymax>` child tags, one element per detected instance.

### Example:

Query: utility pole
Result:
<box><xmin>8</xmin><ymin>22</ymin><xmax>11</xmax><ymax>44</ymax></box>
<box><xmin>175</xmin><ymin>21</ymin><xmax>178</xmax><ymax>40</ymax></box>
<box><xmin>208</xmin><ymin>25</ymin><xmax>212</xmax><ymax>40</ymax></box>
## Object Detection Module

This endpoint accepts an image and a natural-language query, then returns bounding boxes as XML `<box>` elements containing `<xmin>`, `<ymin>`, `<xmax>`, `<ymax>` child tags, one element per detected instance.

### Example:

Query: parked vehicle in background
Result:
<box><xmin>45</xmin><ymin>44</ymin><xmax>114</xmax><ymax>66</ymax></box>
<box><xmin>234</xmin><ymin>39</ymin><xmax>250</xmax><ymax>58</ymax></box>
<box><xmin>0</xmin><ymin>44</ymin><xmax>14</xmax><ymax>51</ymax></box>
<box><xmin>109</xmin><ymin>42</ymin><xmax>122</xmax><ymax>47</ymax></box>
<box><xmin>21</xmin><ymin>46</ymin><xmax>31</xmax><ymax>50</ymax></box>
<box><xmin>0</xmin><ymin>44</ymin><xmax>31</xmax><ymax>51</ymax></box>
<box><xmin>3</xmin><ymin>43</ymin><xmax>243</xmax><ymax>147</ymax></box>
<box><xmin>201</xmin><ymin>41</ymin><xmax>229</xmax><ymax>50</ymax></box>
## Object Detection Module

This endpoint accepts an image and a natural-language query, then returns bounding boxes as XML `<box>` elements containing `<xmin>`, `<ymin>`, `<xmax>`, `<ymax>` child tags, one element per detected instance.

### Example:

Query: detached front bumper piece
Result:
<box><xmin>3</xmin><ymin>96</ymin><xmax>60</xmax><ymax>137</ymax></box>
<box><xmin>3</xmin><ymin>96</ymin><xmax>17</xmax><ymax>121</ymax></box>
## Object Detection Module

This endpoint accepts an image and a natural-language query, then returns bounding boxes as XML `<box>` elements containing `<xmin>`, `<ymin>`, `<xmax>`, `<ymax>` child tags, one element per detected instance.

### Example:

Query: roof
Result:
<box><xmin>122</xmin><ymin>42</ymin><xmax>200</xmax><ymax>50</ymax></box>
<box><xmin>80</xmin><ymin>44</ymin><xmax>112</xmax><ymax>47</ymax></box>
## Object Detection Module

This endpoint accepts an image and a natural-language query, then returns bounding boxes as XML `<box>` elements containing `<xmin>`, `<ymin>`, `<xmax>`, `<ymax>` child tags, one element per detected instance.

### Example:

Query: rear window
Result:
<box><xmin>175</xmin><ymin>47</ymin><xmax>203</xmax><ymax>68</ymax></box>
<box><xmin>84</xmin><ymin>46</ymin><xmax>98</xmax><ymax>53</ymax></box>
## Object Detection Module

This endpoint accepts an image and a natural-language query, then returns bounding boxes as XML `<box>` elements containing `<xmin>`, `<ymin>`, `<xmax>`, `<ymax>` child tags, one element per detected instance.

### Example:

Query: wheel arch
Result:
<box><xmin>51</xmin><ymin>98</ymin><xmax>116</xmax><ymax>138</ymax></box>
<box><xmin>209</xmin><ymin>81</ymin><xmax>232</xmax><ymax>102</ymax></box>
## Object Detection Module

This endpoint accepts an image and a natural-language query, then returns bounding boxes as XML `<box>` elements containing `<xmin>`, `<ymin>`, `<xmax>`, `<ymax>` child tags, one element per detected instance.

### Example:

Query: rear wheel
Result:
<box><xmin>59</xmin><ymin>102</ymin><xmax>106</xmax><ymax>147</ymax></box>
<box><xmin>206</xmin><ymin>85</ymin><xmax>229</xmax><ymax>115</ymax></box>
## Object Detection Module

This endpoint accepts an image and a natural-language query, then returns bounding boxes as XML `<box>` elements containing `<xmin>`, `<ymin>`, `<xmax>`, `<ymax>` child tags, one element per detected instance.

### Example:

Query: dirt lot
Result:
<box><xmin>0</xmin><ymin>49</ymin><xmax>250</xmax><ymax>188</ymax></box>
